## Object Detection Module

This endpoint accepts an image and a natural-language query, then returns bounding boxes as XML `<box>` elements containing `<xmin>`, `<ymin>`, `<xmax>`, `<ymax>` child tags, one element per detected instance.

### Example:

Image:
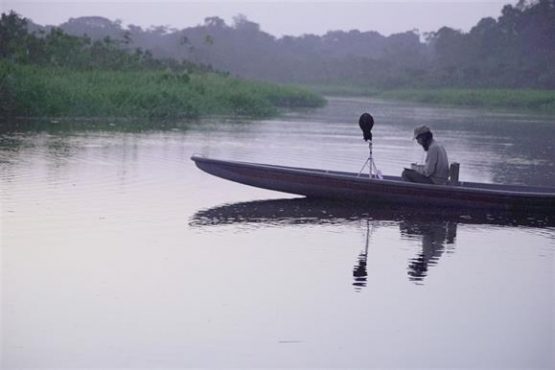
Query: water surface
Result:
<box><xmin>1</xmin><ymin>98</ymin><xmax>554</xmax><ymax>368</ymax></box>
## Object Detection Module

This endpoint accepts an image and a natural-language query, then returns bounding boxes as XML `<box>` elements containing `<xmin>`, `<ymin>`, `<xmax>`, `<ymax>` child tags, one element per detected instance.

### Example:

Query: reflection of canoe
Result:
<box><xmin>190</xmin><ymin>197</ymin><xmax>554</xmax><ymax>228</ymax></box>
<box><xmin>191</xmin><ymin>155</ymin><xmax>555</xmax><ymax>212</ymax></box>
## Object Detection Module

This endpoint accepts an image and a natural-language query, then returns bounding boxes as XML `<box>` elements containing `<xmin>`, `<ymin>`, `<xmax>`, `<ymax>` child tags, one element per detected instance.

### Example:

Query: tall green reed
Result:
<box><xmin>0</xmin><ymin>62</ymin><xmax>325</xmax><ymax>119</ymax></box>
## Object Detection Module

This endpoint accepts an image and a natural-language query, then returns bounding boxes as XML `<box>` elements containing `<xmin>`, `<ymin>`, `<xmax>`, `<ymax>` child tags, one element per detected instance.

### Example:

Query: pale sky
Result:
<box><xmin>3</xmin><ymin>0</ymin><xmax>511</xmax><ymax>37</ymax></box>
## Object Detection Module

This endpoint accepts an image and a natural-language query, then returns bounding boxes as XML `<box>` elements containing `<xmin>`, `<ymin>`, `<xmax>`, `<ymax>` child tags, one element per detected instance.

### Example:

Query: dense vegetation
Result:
<box><xmin>29</xmin><ymin>0</ymin><xmax>554</xmax><ymax>90</ymax></box>
<box><xmin>0</xmin><ymin>12</ymin><xmax>325</xmax><ymax>119</ymax></box>
<box><xmin>1</xmin><ymin>62</ymin><xmax>324</xmax><ymax>118</ymax></box>
<box><xmin>2</xmin><ymin>0</ymin><xmax>554</xmax><ymax>117</ymax></box>
<box><xmin>378</xmin><ymin>89</ymin><xmax>555</xmax><ymax>112</ymax></box>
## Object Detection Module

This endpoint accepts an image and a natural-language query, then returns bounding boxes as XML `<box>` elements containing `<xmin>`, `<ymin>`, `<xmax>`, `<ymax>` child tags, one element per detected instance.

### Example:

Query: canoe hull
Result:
<box><xmin>192</xmin><ymin>156</ymin><xmax>555</xmax><ymax>212</ymax></box>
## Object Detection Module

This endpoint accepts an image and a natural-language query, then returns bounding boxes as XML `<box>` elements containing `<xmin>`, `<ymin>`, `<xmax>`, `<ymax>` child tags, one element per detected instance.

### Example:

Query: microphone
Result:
<box><xmin>359</xmin><ymin>113</ymin><xmax>374</xmax><ymax>142</ymax></box>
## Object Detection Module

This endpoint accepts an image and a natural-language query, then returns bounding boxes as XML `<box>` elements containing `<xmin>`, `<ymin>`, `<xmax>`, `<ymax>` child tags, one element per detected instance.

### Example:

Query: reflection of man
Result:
<box><xmin>400</xmin><ymin>221</ymin><xmax>457</xmax><ymax>282</ymax></box>
<box><xmin>402</xmin><ymin>126</ymin><xmax>449</xmax><ymax>185</ymax></box>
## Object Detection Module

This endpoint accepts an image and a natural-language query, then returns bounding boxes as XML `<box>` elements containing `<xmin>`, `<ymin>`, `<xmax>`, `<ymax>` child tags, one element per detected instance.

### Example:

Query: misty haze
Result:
<box><xmin>1</xmin><ymin>1</ymin><xmax>554</xmax><ymax>369</ymax></box>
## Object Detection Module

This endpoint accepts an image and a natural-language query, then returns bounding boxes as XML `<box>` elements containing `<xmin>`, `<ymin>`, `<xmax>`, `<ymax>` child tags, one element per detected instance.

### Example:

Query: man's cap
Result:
<box><xmin>413</xmin><ymin>125</ymin><xmax>431</xmax><ymax>139</ymax></box>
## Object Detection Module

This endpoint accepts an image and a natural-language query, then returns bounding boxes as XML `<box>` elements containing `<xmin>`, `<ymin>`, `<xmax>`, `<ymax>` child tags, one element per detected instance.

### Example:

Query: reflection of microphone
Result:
<box><xmin>353</xmin><ymin>252</ymin><xmax>368</xmax><ymax>288</ymax></box>
<box><xmin>359</xmin><ymin>113</ymin><xmax>374</xmax><ymax>142</ymax></box>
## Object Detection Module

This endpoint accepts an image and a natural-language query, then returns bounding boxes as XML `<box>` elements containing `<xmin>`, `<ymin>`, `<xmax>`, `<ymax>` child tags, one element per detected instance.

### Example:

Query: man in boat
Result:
<box><xmin>402</xmin><ymin>126</ymin><xmax>449</xmax><ymax>185</ymax></box>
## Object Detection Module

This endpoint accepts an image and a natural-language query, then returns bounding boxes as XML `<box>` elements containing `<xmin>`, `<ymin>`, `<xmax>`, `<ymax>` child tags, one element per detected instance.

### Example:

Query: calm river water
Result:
<box><xmin>1</xmin><ymin>97</ymin><xmax>554</xmax><ymax>368</ymax></box>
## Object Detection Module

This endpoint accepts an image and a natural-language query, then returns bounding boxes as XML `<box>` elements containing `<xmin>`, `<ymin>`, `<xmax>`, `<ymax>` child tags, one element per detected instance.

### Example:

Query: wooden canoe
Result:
<box><xmin>191</xmin><ymin>155</ymin><xmax>555</xmax><ymax>212</ymax></box>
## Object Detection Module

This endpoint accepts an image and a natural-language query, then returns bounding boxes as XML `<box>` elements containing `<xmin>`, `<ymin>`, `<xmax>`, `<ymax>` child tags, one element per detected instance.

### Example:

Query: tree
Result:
<box><xmin>204</xmin><ymin>17</ymin><xmax>227</xmax><ymax>29</ymax></box>
<box><xmin>232</xmin><ymin>14</ymin><xmax>260</xmax><ymax>33</ymax></box>
<box><xmin>0</xmin><ymin>11</ymin><xmax>30</xmax><ymax>61</ymax></box>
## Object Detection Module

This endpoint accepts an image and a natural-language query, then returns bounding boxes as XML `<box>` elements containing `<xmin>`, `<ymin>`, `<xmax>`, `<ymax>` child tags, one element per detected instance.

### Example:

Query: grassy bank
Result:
<box><xmin>298</xmin><ymin>84</ymin><xmax>380</xmax><ymax>97</ymax></box>
<box><xmin>302</xmin><ymin>84</ymin><xmax>555</xmax><ymax>113</ymax></box>
<box><xmin>0</xmin><ymin>63</ymin><xmax>326</xmax><ymax>119</ymax></box>
<box><xmin>378</xmin><ymin>89</ymin><xmax>555</xmax><ymax>113</ymax></box>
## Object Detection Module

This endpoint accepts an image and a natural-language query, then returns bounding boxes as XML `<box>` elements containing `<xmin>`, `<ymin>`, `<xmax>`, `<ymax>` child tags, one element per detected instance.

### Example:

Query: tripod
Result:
<box><xmin>358</xmin><ymin>140</ymin><xmax>382</xmax><ymax>179</ymax></box>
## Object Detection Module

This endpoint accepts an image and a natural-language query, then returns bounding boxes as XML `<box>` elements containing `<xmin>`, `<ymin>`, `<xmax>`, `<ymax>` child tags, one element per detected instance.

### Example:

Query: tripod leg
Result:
<box><xmin>358</xmin><ymin>158</ymin><xmax>370</xmax><ymax>177</ymax></box>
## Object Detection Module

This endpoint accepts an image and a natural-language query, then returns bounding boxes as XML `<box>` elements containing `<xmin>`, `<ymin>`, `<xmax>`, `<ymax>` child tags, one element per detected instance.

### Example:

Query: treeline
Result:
<box><xmin>23</xmin><ymin>0</ymin><xmax>553</xmax><ymax>89</ymax></box>
<box><xmin>0</xmin><ymin>11</ymin><xmax>208</xmax><ymax>72</ymax></box>
<box><xmin>430</xmin><ymin>0</ymin><xmax>555</xmax><ymax>88</ymax></box>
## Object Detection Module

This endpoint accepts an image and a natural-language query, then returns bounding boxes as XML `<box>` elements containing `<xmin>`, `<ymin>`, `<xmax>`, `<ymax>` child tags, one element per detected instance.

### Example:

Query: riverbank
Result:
<box><xmin>379</xmin><ymin>89</ymin><xmax>555</xmax><ymax>113</ymax></box>
<box><xmin>304</xmin><ymin>84</ymin><xmax>555</xmax><ymax>113</ymax></box>
<box><xmin>0</xmin><ymin>63</ymin><xmax>326</xmax><ymax>119</ymax></box>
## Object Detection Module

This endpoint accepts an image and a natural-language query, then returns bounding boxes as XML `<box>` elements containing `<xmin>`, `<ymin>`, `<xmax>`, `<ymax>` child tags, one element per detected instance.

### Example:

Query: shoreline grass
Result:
<box><xmin>378</xmin><ymin>88</ymin><xmax>555</xmax><ymax>113</ymax></box>
<box><xmin>295</xmin><ymin>84</ymin><xmax>381</xmax><ymax>98</ymax></box>
<box><xmin>0</xmin><ymin>63</ymin><xmax>326</xmax><ymax>120</ymax></box>
<box><xmin>301</xmin><ymin>84</ymin><xmax>555</xmax><ymax>113</ymax></box>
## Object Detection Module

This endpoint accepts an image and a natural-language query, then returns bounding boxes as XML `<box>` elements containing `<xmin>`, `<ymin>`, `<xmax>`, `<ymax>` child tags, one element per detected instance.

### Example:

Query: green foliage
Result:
<box><xmin>427</xmin><ymin>0</ymin><xmax>555</xmax><ymax>88</ymax></box>
<box><xmin>0</xmin><ymin>62</ymin><xmax>324</xmax><ymax>119</ymax></box>
<box><xmin>378</xmin><ymin>88</ymin><xmax>555</xmax><ymax>112</ymax></box>
<box><xmin>32</xmin><ymin>1</ymin><xmax>552</xmax><ymax>90</ymax></box>
<box><xmin>0</xmin><ymin>12</ymin><xmax>324</xmax><ymax>119</ymax></box>
<box><xmin>5</xmin><ymin>2</ymin><xmax>555</xmax><ymax>92</ymax></box>
<box><xmin>299</xmin><ymin>84</ymin><xmax>381</xmax><ymax>97</ymax></box>
<box><xmin>0</xmin><ymin>12</ymin><xmax>34</xmax><ymax>61</ymax></box>
<box><xmin>0</xmin><ymin>11</ymin><xmax>209</xmax><ymax>72</ymax></box>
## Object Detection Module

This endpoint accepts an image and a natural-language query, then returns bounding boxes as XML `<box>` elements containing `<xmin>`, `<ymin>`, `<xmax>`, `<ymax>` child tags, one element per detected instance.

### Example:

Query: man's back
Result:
<box><xmin>424</xmin><ymin>140</ymin><xmax>449</xmax><ymax>184</ymax></box>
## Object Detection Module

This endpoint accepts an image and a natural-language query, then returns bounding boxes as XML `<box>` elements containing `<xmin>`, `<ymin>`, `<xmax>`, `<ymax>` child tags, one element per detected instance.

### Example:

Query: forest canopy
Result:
<box><xmin>2</xmin><ymin>0</ymin><xmax>554</xmax><ymax>89</ymax></box>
